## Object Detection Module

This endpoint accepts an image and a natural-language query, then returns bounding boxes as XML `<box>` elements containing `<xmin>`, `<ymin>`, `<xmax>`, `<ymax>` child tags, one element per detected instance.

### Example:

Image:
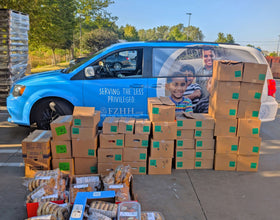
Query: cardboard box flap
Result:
<box><xmin>52</xmin><ymin>115</ymin><xmax>73</xmax><ymax>124</ymax></box>
<box><xmin>23</xmin><ymin>130</ymin><xmax>52</xmax><ymax>143</ymax></box>
<box><xmin>182</xmin><ymin>112</ymin><xmax>195</xmax><ymax>119</ymax></box>
<box><xmin>73</xmin><ymin>106</ymin><xmax>95</xmax><ymax>116</ymax></box>
<box><xmin>104</xmin><ymin>117</ymin><xmax>120</xmax><ymax>123</ymax></box>
<box><xmin>219</xmin><ymin>60</ymin><xmax>243</xmax><ymax>65</ymax></box>
<box><xmin>159</xmin><ymin>96</ymin><xmax>175</xmax><ymax>106</ymax></box>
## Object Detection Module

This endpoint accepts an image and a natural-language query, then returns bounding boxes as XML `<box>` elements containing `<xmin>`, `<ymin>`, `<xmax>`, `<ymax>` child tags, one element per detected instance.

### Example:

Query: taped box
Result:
<box><xmin>98</xmin><ymin>148</ymin><xmax>123</xmax><ymax>163</ymax></box>
<box><xmin>123</xmin><ymin>148</ymin><xmax>147</xmax><ymax>162</ymax></box>
<box><xmin>214</xmin><ymin>154</ymin><xmax>237</xmax><ymax>171</ymax></box>
<box><xmin>177</xmin><ymin>112</ymin><xmax>215</xmax><ymax>130</ymax></box>
<box><xmin>237</xmin><ymin>101</ymin><xmax>261</xmax><ymax>119</ymax></box>
<box><xmin>148</xmin><ymin>97</ymin><xmax>175</xmax><ymax>122</ymax></box>
<box><xmin>237</xmin><ymin>119</ymin><xmax>261</xmax><ymax>138</ymax></box>
<box><xmin>215</xmin><ymin>136</ymin><xmax>239</xmax><ymax>154</ymax></box>
<box><xmin>52</xmin><ymin>158</ymin><xmax>74</xmax><ymax>175</ymax></box>
<box><xmin>177</xmin><ymin>129</ymin><xmax>194</xmax><ymax>139</ymax></box>
<box><xmin>214</xmin><ymin>119</ymin><xmax>237</xmax><ymax>137</ymax></box>
<box><xmin>71</xmin><ymin>125</ymin><xmax>98</xmax><ymax>140</ymax></box>
<box><xmin>97</xmin><ymin>162</ymin><xmax>123</xmax><ymax>175</ymax></box>
<box><xmin>125</xmin><ymin>134</ymin><xmax>149</xmax><ymax>148</ymax></box>
<box><xmin>134</xmin><ymin>119</ymin><xmax>151</xmax><ymax>134</ymax></box>
<box><xmin>236</xmin><ymin>155</ymin><xmax>259</xmax><ymax>172</ymax></box>
<box><xmin>242</xmin><ymin>62</ymin><xmax>267</xmax><ymax>84</ymax></box>
<box><xmin>194</xmin><ymin>159</ymin><xmax>213</xmax><ymax>169</ymax></box>
<box><xmin>211</xmin><ymin>80</ymin><xmax>241</xmax><ymax>101</ymax></box>
<box><xmin>152</xmin><ymin>121</ymin><xmax>177</xmax><ymax>140</ymax></box>
<box><xmin>148</xmin><ymin>158</ymin><xmax>172</xmax><ymax>175</ymax></box>
<box><xmin>195</xmin><ymin>138</ymin><xmax>215</xmax><ymax>150</ymax></box>
<box><xmin>239</xmin><ymin>82</ymin><xmax>263</xmax><ymax>103</ymax></box>
<box><xmin>72</xmin><ymin>136</ymin><xmax>98</xmax><ymax>158</ymax></box>
<box><xmin>103</xmin><ymin>117</ymin><xmax>120</xmax><ymax>134</ymax></box>
<box><xmin>123</xmin><ymin>161</ymin><xmax>147</xmax><ymax>175</ymax></box>
<box><xmin>118</xmin><ymin>117</ymin><xmax>135</xmax><ymax>134</ymax></box>
<box><xmin>176</xmin><ymin>139</ymin><xmax>195</xmax><ymax>149</ymax></box>
<box><xmin>74</xmin><ymin>157</ymin><xmax>98</xmax><ymax>175</ymax></box>
<box><xmin>50</xmin><ymin>115</ymin><xmax>73</xmax><ymax>141</ymax></box>
<box><xmin>51</xmin><ymin>140</ymin><xmax>72</xmax><ymax>159</ymax></box>
<box><xmin>72</xmin><ymin>106</ymin><xmax>100</xmax><ymax>128</ymax></box>
<box><xmin>212</xmin><ymin>60</ymin><xmax>243</xmax><ymax>82</ymax></box>
<box><xmin>99</xmin><ymin>133</ymin><xmax>124</xmax><ymax>148</ymax></box>
<box><xmin>150</xmin><ymin>139</ymin><xmax>174</xmax><ymax>158</ymax></box>
<box><xmin>238</xmin><ymin>137</ymin><xmax>261</xmax><ymax>156</ymax></box>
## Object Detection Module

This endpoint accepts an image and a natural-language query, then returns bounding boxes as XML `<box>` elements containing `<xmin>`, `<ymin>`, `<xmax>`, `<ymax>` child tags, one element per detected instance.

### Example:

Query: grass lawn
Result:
<box><xmin>31</xmin><ymin>62</ymin><xmax>69</xmax><ymax>74</ymax></box>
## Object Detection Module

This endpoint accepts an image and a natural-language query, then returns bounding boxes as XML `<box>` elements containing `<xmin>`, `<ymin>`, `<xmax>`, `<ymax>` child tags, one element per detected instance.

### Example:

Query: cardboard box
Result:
<box><xmin>194</xmin><ymin>129</ymin><xmax>214</xmax><ymax>139</ymax></box>
<box><xmin>74</xmin><ymin>157</ymin><xmax>98</xmax><ymax>175</ymax></box>
<box><xmin>118</xmin><ymin>117</ymin><xmax>135</xmax><ymax>134</ymax></box>
<box><xmin>238</xmin><ymin>137</ymin><xmax>261</xmax><ymax>155</ymax></box>
<box><xmin>215</xmin><ymin>136</ymin><xmax>239</xmax><ymax>154</ymax></box>
<box><xmin>134</xmin><ymin>119</ymin><xmax>151</xmax><ymax>134</ymax></box>
<box><xmin>99</xmin><ymin>133</ymin><xmax>124</xmax><ymax>148</ymax></box>
<box><xmin>72</xmin><ymin>106</ymin><xmax>100</xmax><ymax>127</ymax></box>
<box><xmin>239</xmin><ymin>82</ymin><xmax>263</xmax><ymax>103</ymax></box>
<box><xmin>175</xmin><ymin>159</ymin><xmax>195</xmax><ymax>169</ymax></box>
<box><xmin>150</xmin><ymin>139</ymin><xmax>174</xmax><ymax>158</ymax></box>
<box><xmin>176</xmin><ymin>115</ymin><xmax>196</xmax><ymax>129</ymax></box>
<box><xmin>195</xmin><ymin>150</ymin><xmax>214</xmax><ymax>160</ymax></box>
<box><xmin>97</xmin><ymin>162</ymin><xmax>123</xmax><ymax>175</ymax></box>
<box><xmin>98</xmin><ymin>148</ymin><xmax>123</xmax><ymax>163</ymax></box>
<box><xmin>50</xmin><ymin>115</ymin><xmax>73</xmax><ymax>141</ymax></box>
<box><xmin>177</xmin><ymin>129</ymin><xmax>194</xmax><ymax>139</ymax></box>
<box><xmin>148</xmin><ymin>157</ymin><xmax>172</xmax><ymax>175</ymax></box>
<box><xmin>148</xmin><ymin>97</ymin><xmax>175</xmax><ymax>122</ymax></box>
<box><xmin>125</xmin><ymin>134</ymin><xmax>149</xmax><ymax>148</ymax></box>
<box><xmin>214</xmin><ymin>119</ymin><xmax>237</xmax><ymax>137</ymax></box>
<box><xmin>24</xmin><ymin>158</ymin><xmax>51</xmax><ymax>178</ymax></box>
<box><xmin>243</xmin><ymin>62</ymin><xmax>267</xmax><ymax>84</ymax></box>
<box><xmin>22</xmin><ymin>130</ymin><xmax>52</xmax><ymax>159</ymax></box>
<box><xmin>123</xmin><ymin>162</ymin><xmax>147</xmax><ymax>175</ymax></box>
<box><xmin>214</xmin><ymin>154</ymin><xmax>237</xmax><ymax>171</ymax></box>
<box><xmin>152</xmin><ymin>121</ymin><xmax>177</xmax><ymax>140</ymax></box>
<box><xmin>211</xmin><ymin>80</ymin><xmax>241</xmax><ymax>101</ymax></box>
<box><xmin>212</xmin><ymin>60</ymin><xmax>243</xmax><ymax>82</ymax></box>
<box><xmin>102</xmin><ymin>117</ymin><xmax>120</xmax><ymax>134</ymax></box>
<box><xmin>237</xmin><ymin>119</ymin><xmax>261</xmax><ymax>138</ymax></box>
<box><xmin>52</xmin><ymin>158</ymin><xmax>74</xmax><ymax>175</ymax></box>
<box><xmin>176</xmin><ymin>149</ymin><xmax>195</xmax><ymax>160</ymax></box>
<box><xmin>236</xmin><ymin>155</ymin><xmax>259</xmax><ymax>172</ymax></box>
<box><xmin>177</xmin><ymin>113</ymin><xmax>215</xmax><ymax>130</ymax></box>
<box><xmin>72</xmin><ymin>136</ymin><xmax>98</xmax><ymax>158</ymax></box>
<box><xmin>195</xmin><ymin>138</ymin><xmax>215</xmax><ymax>150</ymax></box>
<box><xmin>176</xmin><ymin>139</ymin><xmax>194</xmax><ymax>149</ymax></box>
<box><xmin>51</xmin><ymin>140</ymin><xmax>72</xmax><ymax>159</ymax></box>
<box><xmin>237</xmin><ymin>101</ymin><xmax>261</xmax><ymax>119</ymax></box>
<box><xmin>194</xmin><ymin>159</ymin><xmax>213</xmax><ymax>169</ymax></box>
<box><xmin>123</xmin><ymin>148</ymin><xmax>147</xmax><ymax>162</ymax></box>
<box><xmin>209</xmin><ymin>96</ymin><xmax>238</xmax><ymax>119</ymax></box>
<box><xmin>71</xmin><ymin>125</ymin><xmax>98</xmax><ymax>139</ymax></box>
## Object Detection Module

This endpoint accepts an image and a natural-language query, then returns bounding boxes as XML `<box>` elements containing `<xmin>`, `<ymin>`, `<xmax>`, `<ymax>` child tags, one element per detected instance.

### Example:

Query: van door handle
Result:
<box><xmin>151</xmin><ymin>83</ymin><xmax>163</xmax><ymax>88</ymax></box>
<box><xmin>130</xmin><ymin>84</ymin><xmax>144</xmax><ymax>88</ymax></box>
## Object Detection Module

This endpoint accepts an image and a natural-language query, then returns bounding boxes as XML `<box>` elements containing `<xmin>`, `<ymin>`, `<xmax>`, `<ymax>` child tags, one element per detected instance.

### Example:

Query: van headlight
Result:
<box><xmin>12</xmin><ymin>85</ymin><xmax>26</xmax><ymax>97</ymax></box>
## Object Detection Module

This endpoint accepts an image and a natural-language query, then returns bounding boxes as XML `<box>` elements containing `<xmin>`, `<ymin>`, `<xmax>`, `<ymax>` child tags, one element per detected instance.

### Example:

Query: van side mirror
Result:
<box><xmin>85</xmin><ymin>66</ymin><xmax>95</xmax><ymax>77</ymax></box>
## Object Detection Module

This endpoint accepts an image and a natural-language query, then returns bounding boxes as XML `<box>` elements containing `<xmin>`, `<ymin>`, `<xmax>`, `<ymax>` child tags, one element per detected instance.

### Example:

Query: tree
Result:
<box><xmin>156</xmin><ymin>25</ymin><xmax>169</xmax><ymax>40</ymax></box>
<box><xmin>215</xmin><ymin>32</ymin><xmax>235</xmax><ymax>43</ymax></box>
<box><xmin>138</xmin><ymin>29</ymin><xmax>147</xmax><ymax>41</ymax></box>
<box><xmin>184</xmin><ymin>26</ymin><xmax>204</xmax><ymax>41</ymax></box>
<box><xmin>146</xmin><ymin>28</ymin><xmax>157</xmax><ymax>41</ymax></box>
<box><xmin>123</xmin><ymin>25</ymin><xmax>138</xmax><ymax>41</ymax></box>
<box><xmin>226</xmin><ymin>34</ymin><xmax>235</xmax><ymax>43</ymax></box>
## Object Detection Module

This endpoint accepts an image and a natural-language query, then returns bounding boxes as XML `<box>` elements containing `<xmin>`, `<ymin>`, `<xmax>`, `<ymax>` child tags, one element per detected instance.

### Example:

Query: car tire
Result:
<box><xmin>32</xmin><ymin>98</ymin><xmax>73</xmax><ymax>130</ymax></box>
<box><xmin>113</xmin><ymin>62</ymin><xmax>122</xmax><ymax>70</ymax></box>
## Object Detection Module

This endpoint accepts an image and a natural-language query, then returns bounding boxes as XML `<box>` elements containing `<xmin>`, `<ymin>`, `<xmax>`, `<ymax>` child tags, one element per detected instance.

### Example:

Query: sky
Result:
<box><xmin>107</xmin><ymin>0</ymin><xmax>280</xmax><ymax>52</ymax></box>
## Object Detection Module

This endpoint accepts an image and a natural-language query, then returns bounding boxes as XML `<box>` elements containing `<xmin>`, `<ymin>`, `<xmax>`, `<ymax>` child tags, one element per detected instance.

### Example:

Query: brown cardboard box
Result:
<box><xmin>214</xmin><ymin>119</ymin><xmax>237</xmax><ymax>137</ymax></box>
<box><xmin>123</xmin><ymin>162</ymin><xmax>147</xmax><ymax>175</ymax></box>
<box><xmin>97</xmin><ymin>162</ymin><xmax>123</xmax><ymax>175</ymax></box>
<box><xmin>50</xmin><ymin>115</ymin><xmax>73</xmax><ymax>141</ymax></box>
<box><xmin>123</xmin><ymin>148</ymin><xmax>147</xmax><ymax>162</ymax></box>
<box><xmin>195</xmin><ymin>138</ymin><xmax>215</xmax><ymax>150</ymax></box>
<box><xmin>177</xmin><ymin>129</ymin><xmax>194</xmax><ymax>139</ymax></box>
<box><xmin>52</xmin><ymin>158</ymin><xmax>74</xmax><ymax>175</ymax></box>
<box><xmin>237</xmin><ymin>119</ymin><xmax>261</xmax><ymax>138</ymax></box>
<box><xmin>195</xmin><ymin>150</ymin><xmax>214</xmax><ymax>160</ymax></box>
<box><xmin>236</xmin><ymin>155</ymin><xmax>259</xmax><ymax>172</ymax></box>
<box><xmin>214</xmin><ymin>154</ymin><xmax>237</xmax><ymax>171</ymax></box>
<box><xmin>194</xmin><ymin>159</ymin><xmax>213</xmax><ymax>169</ymax></box>
<box><xmin>22</xmin><ymin>130</ymin><xmax>52</xmax><ymax>159</ymax></box>
<box><xmin>125</xmin><ymin>134</ymin><xmax>149</xmax><ymax>148</ymax></box>
<box><xmin>72</xmin><ymin>136</ymin><xmax>98</xmax><ymax>158</ymax></box>
<box><xmin>212</xmin><ymin>60</ymin><xmax>243</xmax><ymax>82</ymax></box>
<box><xmin>24</xmin><ymin>158</ymin><xmax>51</xmax><ymax>178</ymax></box>
<box><xmin>194</xmin><ymin>129</ymin><xmax>214</xmax><ymax>139</ymax></box>
<box><xmin>148</xmin><ymin>97</ymin><xmax>175</xmax><ymax>122</ymax></box>
<box><xmin>72</xmin><ymin>107</ymin><xmax>100</xmax><ymax>127</ymax></box>
<box><xmin>209</xmin><ymin>96</ymin><xmax>238</xmax><ymax>119</ymax></box>
<box><xmin>215</xmin><ymin>136</ymin><xmax>239</xmax><ymax>154</ymax></box>
<box><xmin>118</xmin><ymin>117</ymin><xmax>135</xmax><ymax>134</ymax></box>
<box><xmin>102</xmin><ymin>117</ymin><xmax>120</xmax><ymax>134</ymax></box>
<box><xmin>152</xmin><ymin>121</ymin><xmax>177</xmax><ymax>140</ymax></box>
<box><xmin>51</xmin><ymin>140</ymin><xmax>72</xmax><ymax>159</ymax></box>
<box><xmin>237</xmin><ymin>101</ymin><xmax>261</xmax><ymax>119</ymax></box>
<box><xmin>243</xmin><ymin>62</ymin><xmax>267</xmax><ymax>84</ymax></box>
<box><xmin>176</xmin><ymin>116</ymin><xmax>196</xmax><ymax>129</ymax></box>
<box><xmin>176</xmin><ymin>149</ymin><xmax>195</xmax><ymax>160</ymax></box>
<box><xmin>238</xmin><ymin>137</ymin><xmax>261</xmax><ymax>155</ymax></box>
<box><xmin>211</xmin><ymin>80</ymin><xmax>241</xmax><ymax>101</ymax></box>
<box><xmin>71</xmin><ymin>125</ymin><xmax>98</xmax><ymax>139</ymax></box>
<box><xmin>74</xmin><ymin>157</ymin><xmax>98</xmax><ymax>175</ymax></box>
<box><xmin>134</xmin><ymin>119</ymin><xmax>151</xmax><ymax>134</ymax></box>
<box><xmin>99</xmin><ymin>133</ymin><xmax>124</xmax><ymax>148</ymax></box>
<box><xmin>148</xmin><ymin>157</ymin><xmax>172</xmax><ymax>175</ymax></box>
<box><xmin>175</xmin><ymin>159</ymin><xmax>194</xmax><ymax>169</ymax></box>
<box><xmin>239</xmin><ymin>82</ymin><xmax>263</xmax><ymax>103</ymax></box>
<box><xmin>177</xmin><ymin>113</ymin><xmax>215</xmax><ymax>130</ymax></box>
<box><xmin>150</xmin><ymin>139</ymin><xmax>174</xmax><ymax>158</ymax></box>
<box><xmin>176</xmin><ymin>139</ymin><xmax>194</xmax><ymax>149</ymax></box>
<box><xmin>98</xmin><ymin>148</ymin><xmax>123</xmax><ymax>163</ymax></box>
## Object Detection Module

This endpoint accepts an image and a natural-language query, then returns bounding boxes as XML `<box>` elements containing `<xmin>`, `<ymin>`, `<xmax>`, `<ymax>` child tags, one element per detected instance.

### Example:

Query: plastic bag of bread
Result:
<box><xmin>114</xmin><ymin>165</ymin><xmax>132</xmax><ymax>187</ymax></box>
<box><xmin>25</xmin><ymin>214</ymin><xmax>57</xmax><ymax>220</ymax></box>
<box><xmin>28</xmin><ymin>177</ymin><xmax>56</xmax><ymax>192</ymax></box>
<box><xmin>117</xmin><ymin>201</ymin><xmax>141</xmax><ymax>220</ymax></box>
<box><xmin>141</xmin><ymin>211</ymin><xmax>165</xmax><ymax>220</ymax></box>
<box><xmin>87</xmin><ymin>211</ymin><xmax>112</xmax><ymax>220</ymax></box>
<box><xmin>106</xmin><ymin>184</ymin><xmax>131</xmax><ymax>202</ymax></box>
<box><xmin>89</xmin><ymin>201</ymin><xmax>118</xmax><ymax>218</ymax></box>
<box><xmin>37</xmin><ymin>202</ymin><xmax>70</xmax><ymax>220</ymax></box>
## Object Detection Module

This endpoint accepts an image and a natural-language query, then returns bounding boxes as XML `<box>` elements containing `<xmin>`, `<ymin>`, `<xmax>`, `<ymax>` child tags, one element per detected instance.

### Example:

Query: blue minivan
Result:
<box><xmin>7</xmin><ymin>42</ymin><xmax>278</xmax><ymax>129</ymax></box>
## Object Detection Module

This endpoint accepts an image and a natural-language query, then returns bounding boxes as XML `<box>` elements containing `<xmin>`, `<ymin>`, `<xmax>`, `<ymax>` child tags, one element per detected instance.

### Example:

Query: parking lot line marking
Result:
<box><xmin>0</xmin><ymin>149</ymin><xmax>22</xmax><ymax>153</ymax></box>
<box><xmin>0</xmin><ymin>162</ymin><xmax>24</xmax><ymax>167</ymax></box>
<box><xmin>0</xmin><ymin>144</ymin><xmax>22</xmax><ymax>148</ymax></box>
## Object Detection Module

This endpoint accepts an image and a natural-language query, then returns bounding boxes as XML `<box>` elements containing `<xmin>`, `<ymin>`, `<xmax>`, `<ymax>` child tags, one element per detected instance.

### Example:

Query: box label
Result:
<box><xmin>152</xmin><ymin>107</ymin><xmax>159</xmax><ymax>114</ymax></box>
<box><xmin>139</xmin><ymin>153</ymin><xmax>147</xmax><ymax>160</ymax></box>
<box><xmin>250</xmin><ymin>162</ymin><xmax>257</xmax><ymax>169</ymax></box>
<box><xmin>259</xmin><ymin>74</ymin><xmax>265</xmax><ymax>81</ymax></box>
<box><xmin>115</xmin><ymin>154</ymin><xmax>122</xmax><ymax>161</ymax></box>
<box><xmin>232</xmin><ymin>93</ymin><xmax>239</xmax><ymax>100</ymax></box>
<box><xmin>139</xmin><ymin>167</ymin><xmax>146</xmax><ymax>173</ymax></box>
<box><xmin>196</xmin><ymin>152</ymin><xmax>202</xmax><ymax>158</ymax></box>
<box><xmin>252</xmin><ymin>128</ymin><xmax>259</xmax><ymax>134</ymax></box>
<box><xmin>111</xmin><ymin>126</ymin><xmax>117</xmax><ymax>133</ymax></box>
<box><xmin>229</xmin><ymin>161</ymin><xmax>236</xmax><ymax>167</ymax></box>
<box><xmin>195</xmin><ymin>130</ymin><xmax>202</xmax><ymax>137</ymax></box>
<box><xmin>177</xmin><ymin>120</ymin><xmax>183</xmax><ymax>127</ymax></box>
<box><xmin>88</xmin><ymin>149</ymin><xmax>95</xmax><ymax>156</ymax></box>
<box><xmin>126</xmin><ymin>125</ymin><xmax>133</xmax><ymax>132</ymax></box>
<box><xmin>74</xmin><ymin>119</ymin><xmax>81</xmax><ymax>126</ymax></box>
<box><xmin>55</xmin><ymin>126</ymin><xmax>67</xmax><ymax>136</ymax></box>
<box><xmin>177</xmin><ymin>140</ymin><xmax>183</xmax><ymax>147</ymax></box>
<box><xmin>229</xmin><ymin>109</ymin><xmax>236</xmax><ymax>116</ymax></box>
<box><xmin>177</xmin><ymin>161</ymin><xmax>183</xmax><ymax>168</ymax></box>
<box><xmin>252</xmin><ymin>111</ymin><xmax>259</xmax><ymax>117</ymax></box>
<box><xmin>142</xmin><ymin>140</ymin><xmax>148</xmax><ymax>147</ymax></box>
<box><xmin>231</xmin><ymin>145</ymin><xmax>238</xmax><ymax>151</ymax></box>
<box><xmin>229</xmin><ymin>126</ymin><xmax>236</xmax><ymax>133</ymax></box>
<box><xmin>56</xmin><ymin>145</ymin><xmax>67</xmax><ymax>154</ymax></box>
<box><xmin>177</xmin><ymin>130</ymin><xmax>182</xmax><ymax>137</ymax></box>
<box><xmin>59</xmin><ymin>162</ymin><xmax>70</xmax><ymax>171</ymax></box>
<box><xmin>235</xmin><ymin>70</ymin><xmax>241</xmax><ymax>78</ymax></box>
<box><xmin>72</xmin><ymin>127</ymin><xmax>79</xmax><ymax>135</ymax></box>
<box><xmin>143</xmin><ymin>126</ymin><xmax>150</xmax><ymax>133</ymax></box>
<box><xmin>254</xmin><ymin>92</ymin><xmax>261</xmax><ymax>99</ymax></box>
<box><xmin>155</xmin><ymin>126</ymin><xmax>161</xmax><ymax>132</ymax></box>
<box><xmin>177</xmin><ymin>151</ymin><xmax>183</xmax><ymax>157</ymax></box>
<box><xmin>252</xmin><ymin>146</ymin><xmax>259</xmax><ymax>153</ymax></box>
<box><xmin>150</xmin><ymin>159</ymin><xmax>157</xmax><ymax>166</ymax></box>
<box><xmin>195</xmin><ymin>161</ymin><xmax>201</xmax><ymax>167</ymax></box>
<box><xmin>116</xmin><ymin>139</ymin><xmax>123</xmax><ymax>146</ymax></box>
<box><xmin>196</xmin><ymin>141</ymin><xmax>203</xmax><ymax>147</ymax></box>
<box><xmin>153</xmin><ymin>141</ymin><xmax>160</xmax><ymax>148</ymax></box>
<box><xmin>196</xmin><ymin>121</ymin><xmax>202</xmax><ymax>128</ymax></box>
<box><xmin>90</xmin><ymin>166</ymin><xmax>97</xmax><ymax>173</ymax></box>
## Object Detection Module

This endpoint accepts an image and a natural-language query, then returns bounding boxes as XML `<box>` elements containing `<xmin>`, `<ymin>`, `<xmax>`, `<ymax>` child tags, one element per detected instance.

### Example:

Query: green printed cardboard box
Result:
<box><xmin>50</xmin><ymin>115</ymin><xmax>73</xmax><ymax>141</ymax></box>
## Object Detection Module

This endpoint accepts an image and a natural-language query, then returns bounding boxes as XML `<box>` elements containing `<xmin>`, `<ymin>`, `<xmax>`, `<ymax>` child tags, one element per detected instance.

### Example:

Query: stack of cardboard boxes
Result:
<box><xmin>147</xmin><ymin>97</ymin><xmax>176</xmax><ymax>174</ymax></box>
<box><xmin>211</xmin><ymin>60</ymin><xmax>267</xmax><ymax>171</ymax></box>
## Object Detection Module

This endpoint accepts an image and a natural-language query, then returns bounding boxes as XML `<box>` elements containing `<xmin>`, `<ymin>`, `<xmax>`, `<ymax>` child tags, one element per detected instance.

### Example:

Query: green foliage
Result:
<box><xmin>123</xmin><ymin>25</ymin><xmax>139</xmax><ymax>41</ymax></box>
<box><xmin>269</xmin><ymin>52</ymin><xmax>278</xmax><ymax>57</ymax></box>
<box><xmin>215</xmin><ymin>32</ymin><xmax>235</xmax><ymax>43</ymax></box>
